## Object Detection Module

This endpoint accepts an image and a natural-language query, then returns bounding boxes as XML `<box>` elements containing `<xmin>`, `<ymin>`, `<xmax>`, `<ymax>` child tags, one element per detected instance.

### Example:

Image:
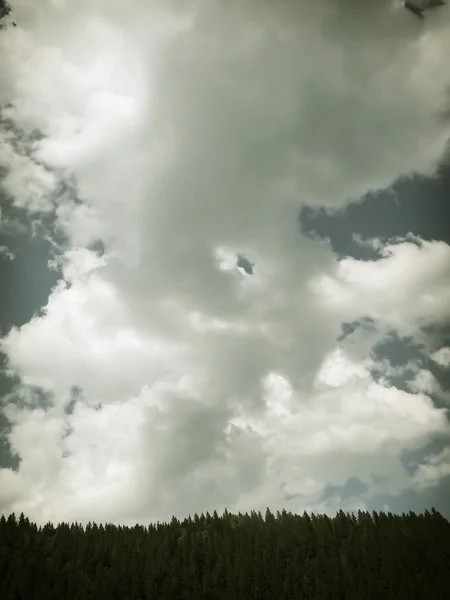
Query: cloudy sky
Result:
<box><xmin>1</xmin><ymin>0</ymin><xmax>450</xmax><ymax>526</ymax></box>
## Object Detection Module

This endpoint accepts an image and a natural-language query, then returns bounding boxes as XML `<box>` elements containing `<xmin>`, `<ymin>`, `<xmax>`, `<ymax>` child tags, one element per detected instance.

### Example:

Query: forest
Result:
<box><xmin>0</xmin><ymin>507</ymin><xmax>449</xmax><ymax>599</ymax></box>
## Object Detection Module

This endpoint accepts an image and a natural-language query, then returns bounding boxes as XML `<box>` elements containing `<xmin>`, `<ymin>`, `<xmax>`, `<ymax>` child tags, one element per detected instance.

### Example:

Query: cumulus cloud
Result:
<box><xmin>0</xmin><ymin>123</ymin><xmax>57</xmax><ymax>213</ymax></box>
<box><xmin>412</xmin><ymin>446</ymin><xmax>450</xmax><ymax>490</ymax></box>
<box><xmin>431</xmin><ymin>346</ymin><xmax>450</xmax><ymax>368</ymax></box>
<box><xmin>0</xmin><ymin>0</ymin><xmax>450</xmax><ymax>524</ymax></box>
<box><xmin>312</xmin><ymin>238</ymin><xmax>450</xmax><ymax>341</ymax></box>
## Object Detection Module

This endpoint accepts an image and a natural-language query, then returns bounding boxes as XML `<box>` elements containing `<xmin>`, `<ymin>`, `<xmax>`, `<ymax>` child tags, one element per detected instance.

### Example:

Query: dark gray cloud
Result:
<box><xmin>338</xmin><ymin>317</ymin><xmax>378</xmax><ymax>341</ymax></box>
<box><xmin>371</xmin><ymin>475</ymin><xmax>450</xmax><ymax>520</ymax></box>
<box><xmin>322</xmin><ymin>476</ymin><xmax>368</xmax><ymax>503</ymax></box>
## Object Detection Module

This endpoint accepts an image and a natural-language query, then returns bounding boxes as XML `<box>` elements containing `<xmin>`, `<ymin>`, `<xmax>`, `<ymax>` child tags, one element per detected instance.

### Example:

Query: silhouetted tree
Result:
<box><xmin>0</xmin><ymin>507</ymin><xmax>449</xmax><ymax>599</ymax></box>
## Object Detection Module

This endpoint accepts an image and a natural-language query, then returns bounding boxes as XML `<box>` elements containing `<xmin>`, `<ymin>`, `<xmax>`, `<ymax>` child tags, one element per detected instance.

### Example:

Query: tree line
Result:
<box><xmin>1</xmin><ymin>507</ymin><xmax>449</xmax><ymax>599</ymax></box>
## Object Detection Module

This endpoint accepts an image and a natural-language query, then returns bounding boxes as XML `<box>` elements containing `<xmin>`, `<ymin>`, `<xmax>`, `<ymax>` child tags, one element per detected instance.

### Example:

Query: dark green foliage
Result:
<box><xmin>0</xmin><ymin>507</ymin><xmax>449</xmax><ymax>599</ymax></box>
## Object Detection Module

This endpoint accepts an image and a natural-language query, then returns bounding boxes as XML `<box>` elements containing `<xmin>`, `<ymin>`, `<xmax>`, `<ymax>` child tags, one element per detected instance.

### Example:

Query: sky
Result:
<box><xmin>0</xmin><ymin>0</ymin><xmax>450</xmax><ymax>526</ymax></box>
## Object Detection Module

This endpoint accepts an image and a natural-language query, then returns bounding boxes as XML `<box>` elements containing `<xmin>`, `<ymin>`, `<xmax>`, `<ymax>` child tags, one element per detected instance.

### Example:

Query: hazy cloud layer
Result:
<box><xmin>0</xmin><ymin>0</ymin><xmax>450</xmax><ymax>524</ymax></box>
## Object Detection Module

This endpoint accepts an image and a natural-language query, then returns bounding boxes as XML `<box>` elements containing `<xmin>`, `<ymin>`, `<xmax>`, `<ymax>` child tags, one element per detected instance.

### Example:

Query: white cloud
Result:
<box><xmin>2</xmin><ymin>346</ymin><xmax>448</xmax><ymax>524</ymax></box>
<box><xmin>315</xmin><ymin>347</ymin><xmax>371</xmax><ymax>389</ymax></box>
<box><xmin>312</xmin><ymin>239</ymin><xmax>450</xmax><ymax>341</ymax></box>
<box><xmin>431</xmin><ymin>346</ymin><xmax>450</xmax><ymax>369</ymax></box>
<box><xmin>0</xmin><ymin>0</ymin><xmax>450</xmax><ymax>524</ymax></box>
<box><xmin>0</xmin><ymin>244</ymin><xmax>14</xmax><ymax>260</ymax></box>
<box><xmin>406</xmin><ymin>368</ymin><xmax>450</xmax><ymax>405</ymax></box>
<box><xmin>0</xmin><ymin>123</ymin><xmax>57</xmax><ymax>213</ymax></box>
<box><xmin>408</xmin><ymin>369</ymin><xmax>439</xmax><ymax>395</ymax></box>
<box><xmin>412</xmin><ymin>447</ymin><xmax>450</xmax><ymax>490</ymax></box>
<box><xmin>370</xmin><ymin>357</ymin><xmax>421</xmax><ymax>381</ymax></box>
<box><xmin>1</xmin><ymin>252</ymin><xmax>186</xmax><ymax>403</ymax></box>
